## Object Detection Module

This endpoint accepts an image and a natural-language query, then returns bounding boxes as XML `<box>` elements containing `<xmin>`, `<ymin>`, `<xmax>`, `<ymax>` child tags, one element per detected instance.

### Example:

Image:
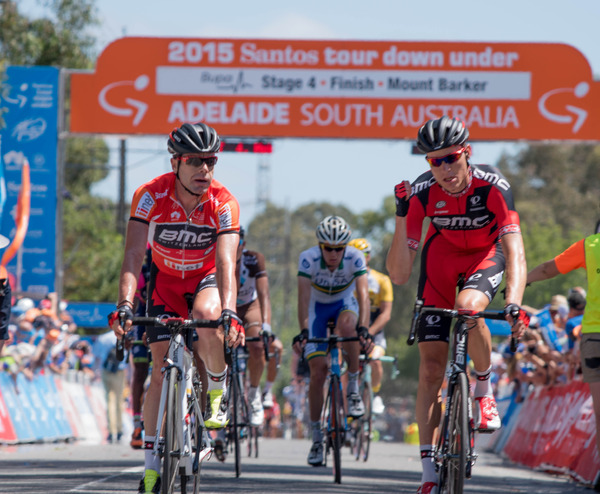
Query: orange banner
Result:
<box><xmin>70</xmin><ymin>38</ymin><xmax>600</xmax><ymax>141</ymax></box>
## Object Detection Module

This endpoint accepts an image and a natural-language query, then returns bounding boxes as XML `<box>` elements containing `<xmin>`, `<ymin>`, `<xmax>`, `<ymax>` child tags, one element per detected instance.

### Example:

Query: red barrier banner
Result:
<box><xmin>504</xmin><ymin>380</ymin><xmax>599</xmax><ymax>484</ymax></box>
<box><xmin>70</xmin><ymin>38</ymin><xmax>600</xmax><ymax>140</ymax></box>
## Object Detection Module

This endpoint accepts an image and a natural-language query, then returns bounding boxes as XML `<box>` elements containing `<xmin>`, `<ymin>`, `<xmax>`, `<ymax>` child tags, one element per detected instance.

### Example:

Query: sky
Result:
<box><xmin>20</xmin><ymin>0</ymin><xmax>600</xmax><ymax>227</ymax></box>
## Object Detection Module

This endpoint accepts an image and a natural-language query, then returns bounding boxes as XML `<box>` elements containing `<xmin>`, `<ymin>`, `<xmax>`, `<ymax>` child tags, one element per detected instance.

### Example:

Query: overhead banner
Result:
<box><xmin>0</xmin><ymin>66</ymin><xmax>58</xmax><ymax>295</ymax></box>
<box><xmin>70</xmin><ymin>38</ymin><xmax>600</xmax><ymax>141</ymax></box>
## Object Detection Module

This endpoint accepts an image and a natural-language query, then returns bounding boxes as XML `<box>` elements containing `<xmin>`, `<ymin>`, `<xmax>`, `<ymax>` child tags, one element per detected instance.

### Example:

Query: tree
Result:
<box><xmin>0</xmin><ymin>0</ymin><xmax>119</xmax><ymax>302</ymax></box>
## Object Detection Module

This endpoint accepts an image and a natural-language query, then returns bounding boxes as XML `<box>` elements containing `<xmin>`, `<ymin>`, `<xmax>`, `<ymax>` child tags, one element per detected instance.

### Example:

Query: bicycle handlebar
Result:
<box><xmin>244</xmin><ymin>330</ymin><xmax>272</xmax><ymax>362</ymax></box>
<box><xmin>115</xmin><ymin>315</ymin><xmax>222</xmax><ymax>361</ymax></box>
<box><xmin>407</xmin><ymin>300</ymin><xmax>519</xmax><ymax>349</ymax></box>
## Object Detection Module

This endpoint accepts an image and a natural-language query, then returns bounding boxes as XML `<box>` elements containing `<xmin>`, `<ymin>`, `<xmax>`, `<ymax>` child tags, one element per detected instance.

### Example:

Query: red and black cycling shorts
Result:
<box><xmin>146</xmin><ymin>262</ymin><xmax>218</xmax><ymax>344</ymax></box>
<box><xmin>416</xmin><ymin>234</ymin><xmax>505</xmax><ymax>343</ymax></box>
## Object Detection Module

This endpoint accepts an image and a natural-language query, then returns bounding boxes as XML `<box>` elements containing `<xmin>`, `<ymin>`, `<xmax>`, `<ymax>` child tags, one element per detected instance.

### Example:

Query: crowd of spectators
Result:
<box><xmin>491</xmin><ymin>287</ymin><xmax>587</xmax><ymax>402</ymax></box>
<box><xmin>0</xmin><ymin>293</ymin><xmax>98</xmax><ymax>382</ymax></box>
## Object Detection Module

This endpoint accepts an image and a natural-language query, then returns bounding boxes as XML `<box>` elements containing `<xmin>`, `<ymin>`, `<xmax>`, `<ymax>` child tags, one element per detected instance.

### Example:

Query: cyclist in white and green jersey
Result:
<box><xmin>293</xmin><ymin>215</ymin><xmax>372</xmax><ymax>467</ymax></box>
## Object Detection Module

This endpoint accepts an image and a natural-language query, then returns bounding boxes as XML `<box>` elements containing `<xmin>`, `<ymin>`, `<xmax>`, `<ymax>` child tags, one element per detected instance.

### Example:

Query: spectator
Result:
<box><xmin>93</xmin><ymin>328</ymin><xmax>128</xmax><ymax>443</ymax></box>
<box><xmin>527</xmin><ymin>232</ymin><xmax>600</xmax><ymax>459</ymax></box>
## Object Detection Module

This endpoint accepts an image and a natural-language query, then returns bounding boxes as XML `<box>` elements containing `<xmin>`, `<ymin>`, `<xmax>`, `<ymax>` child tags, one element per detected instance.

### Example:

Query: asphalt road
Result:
<box><xmin>0</xmin><ymin>437</ymin><xmax>592</xmax><ymax>493</ymax></box>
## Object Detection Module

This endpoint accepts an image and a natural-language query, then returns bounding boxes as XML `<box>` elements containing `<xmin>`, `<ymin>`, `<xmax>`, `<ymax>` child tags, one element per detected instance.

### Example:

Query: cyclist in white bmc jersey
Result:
<box><xmin>293</xmin><ymin>215</ymin><xmax>373</xmax><ymax>466</ymax></box>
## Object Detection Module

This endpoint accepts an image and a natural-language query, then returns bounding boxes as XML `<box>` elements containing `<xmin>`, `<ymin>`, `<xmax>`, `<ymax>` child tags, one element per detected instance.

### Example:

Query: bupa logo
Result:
<box><xmin>425</xmin><ymin>315</ymin><xmax>442</xmax><ymax>326</ymax></box>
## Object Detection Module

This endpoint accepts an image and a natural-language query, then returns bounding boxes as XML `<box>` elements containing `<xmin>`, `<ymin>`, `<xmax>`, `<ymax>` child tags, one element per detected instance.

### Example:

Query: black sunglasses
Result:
<box><xmin>179</xmin><ymin>155</ymin><xmax>218</xmax><ymax>168</ymax></box>
<box><xmin>321</xmin><ymin>244</ymin><xmax>345</xmax><ymax>253</ymax></box>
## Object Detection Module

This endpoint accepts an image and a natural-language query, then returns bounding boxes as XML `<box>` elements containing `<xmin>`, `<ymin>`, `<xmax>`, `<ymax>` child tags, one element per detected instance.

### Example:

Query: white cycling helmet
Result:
<box><xmin>316</xmin><ymin>216</ymin><xmax>352</xmax><ymax>245</ymax></box>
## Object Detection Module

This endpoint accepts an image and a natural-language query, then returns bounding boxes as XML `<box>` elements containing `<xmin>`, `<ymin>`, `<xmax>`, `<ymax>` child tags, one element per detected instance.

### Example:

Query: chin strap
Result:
<box><xmin>175</xmin><ymin>167</ymin><xmax>202</xmax><ymax>197</ymax></box>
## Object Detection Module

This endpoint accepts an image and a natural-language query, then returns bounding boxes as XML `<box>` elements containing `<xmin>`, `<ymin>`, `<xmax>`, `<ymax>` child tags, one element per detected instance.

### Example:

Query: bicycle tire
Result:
<box><xmin>360</xmin><ymin>380</ymin><xmax>372</xmax><ymax>462</ymax></box>
<box><xmin>446</xmin><ymin>372</ymin><xmax>469</xmax><ymax>494</ymax></box>
<box><xmin>162</xmin><ymin>367</ymin><xmax>181</xmax><ymax>494</ymax></box>
<box><xmin>190</xmin><ymin>379</ymin><xmax>204</xmax><ymax>494</ymax></box>
<box><xmin>330</xmin><ymin>374</ymin><xmax>344</xmax><ymax>484</ymax></box>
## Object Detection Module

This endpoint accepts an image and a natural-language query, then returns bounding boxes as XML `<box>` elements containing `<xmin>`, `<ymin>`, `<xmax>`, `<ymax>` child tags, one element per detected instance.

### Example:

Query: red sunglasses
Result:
<box><xmin>426</xmin><ymin>147</ymin><xmax>467</xmax><ymax>168</ymax></box>
<box><xmin>179</xmin><ymin>155</ymin><xmax>218</xmax><ymax>168</ymax></box>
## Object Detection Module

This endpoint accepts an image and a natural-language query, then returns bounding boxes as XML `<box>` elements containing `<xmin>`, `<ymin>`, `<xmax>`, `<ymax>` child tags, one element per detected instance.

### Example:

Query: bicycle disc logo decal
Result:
<box><xmin>425</xmin><ymin>315</ymin><xmax>442</xmax><ymax>326</ymax></box>
<box><xmin>538</xmin><ymin>82</ymin><xmax>589</xmax><ymax>133</ymax></box>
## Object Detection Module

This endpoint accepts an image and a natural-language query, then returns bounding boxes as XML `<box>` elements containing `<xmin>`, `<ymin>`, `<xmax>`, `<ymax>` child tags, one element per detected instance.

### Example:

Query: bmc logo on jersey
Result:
<box><xmin>155</xmin><ymin>224</ymin><xmax>216</xmax><ymax>250</ymax></box>
<box><xmin>135</xmin><ymin>192</ymin><xmax>155</xmax><ymax>220</ymax></box>
<box><xmin>432</xmin><ymin>214</ymin><xmax>491</xmax><ymax>230</ymax></box>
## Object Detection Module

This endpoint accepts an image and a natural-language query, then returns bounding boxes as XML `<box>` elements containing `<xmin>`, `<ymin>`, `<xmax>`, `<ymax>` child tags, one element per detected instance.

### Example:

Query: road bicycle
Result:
<box><xmin>304</xmin><ymin>323</ymin><xmax>360</xmax><ymax>484</ymax></box>
<box><xmin>118</xmin><ymin>315</ymin><xmax>222</xmax><ymax>494</ymax></box>
<box><xmin>407</xmin><ymin>300</ymin><xmax>519</xmax><ymax>494</ymax></box>
<box><xmin>221</xmin><ymin>329</ymin><xmax>270</xmax><ymax>477</ymax></box>
<box><xmin>350</xmin><ymin>352</ymin><xmax>399</xmax><ymax>462</ymax></box>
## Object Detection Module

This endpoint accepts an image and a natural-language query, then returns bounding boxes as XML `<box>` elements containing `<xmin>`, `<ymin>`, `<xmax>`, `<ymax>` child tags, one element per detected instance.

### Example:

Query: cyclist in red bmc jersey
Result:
<box><xmin>386</xmin><ymin>116</ymin><xmax>528</xmax><ymax>494</ymax></box>
<box><xmin>109</xmin><ymin>122</ymin><xmax>244</xmax><ymax>494</ymax></box>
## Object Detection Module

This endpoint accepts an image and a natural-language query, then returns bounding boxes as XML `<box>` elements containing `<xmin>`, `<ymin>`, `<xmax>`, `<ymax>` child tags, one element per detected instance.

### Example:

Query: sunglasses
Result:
<box><xmin>321</xmin><ymin>244</ymin><xmax>345</xmax><ymax>253</ymax></box>
<box><xmin>425</xmin><ymin>147</ymin><xmax>467</xmax><ymax>168</ymax></box>
<box><xmin>179</xmin><ymin>155</ymin><xmax>218</xmax><ymax>168</ymax></box>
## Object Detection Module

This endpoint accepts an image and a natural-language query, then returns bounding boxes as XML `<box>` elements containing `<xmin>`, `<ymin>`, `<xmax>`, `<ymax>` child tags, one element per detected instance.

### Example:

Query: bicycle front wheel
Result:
<box><xmin>446</xmin><ymin>372</ymin><xmax>469</xmax><ymax>493</ymax></box>
<box><xmin>162</xmin><ymin>367</ymin><xmax>181</xmax><ymax>494</ymax></box>
<box><xmin>330</xmin><ymin>375</ymin><xmax>345</xmax><ymax>484</ymax></box>
<box><xmin>359</xmin><ymin>380</ymin><xmax>372</xmax><ymax>462</ymax></box>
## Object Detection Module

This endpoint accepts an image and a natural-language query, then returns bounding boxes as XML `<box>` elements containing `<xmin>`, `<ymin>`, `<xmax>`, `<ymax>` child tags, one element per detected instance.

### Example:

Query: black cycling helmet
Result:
<box><xmin>167</xmin><ymin>122</ymin><xmax>221</xmax><ymax>155</ymax></box>
<box><xmin>416</xmin><ymin>116</ymin><xmax>469</xmax><ymax>153</ymax></box>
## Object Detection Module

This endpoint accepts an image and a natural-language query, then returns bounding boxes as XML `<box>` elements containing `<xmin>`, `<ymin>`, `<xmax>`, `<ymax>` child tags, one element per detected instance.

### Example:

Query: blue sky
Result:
<box><xmin>21</xmin><ymin>0</ymin><xmax>600</xmax><ymax>226</ymax></box>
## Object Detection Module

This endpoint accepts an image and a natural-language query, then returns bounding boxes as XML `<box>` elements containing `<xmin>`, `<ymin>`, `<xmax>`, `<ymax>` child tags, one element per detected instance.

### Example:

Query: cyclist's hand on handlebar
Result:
<box><xmin>292</xmin><ymin>329</ymin><xmax>309</xmax><ymax>355</ymax></box>
<box><xmin>221</xmin><ymin>308</ymin><xmax>245</xmax><ymax>348</ymax></box>
<box><xmin>357</xmin><ymin>325</ymin><xmax>374</xmax><ymax>354</ymax></box>
<box><xmin>504</xmin><ymin>303</ymin><xmax>530</xmax><ymax>340</ymax></box>
<box><xmin>108</xmin><ymin>304</ymin><xmax>134</xmax><ymax>337</ymax></box>
<box><xmin>394</xmin><ymin>180</ymin><xmax>411</xmax><ymax>217</ymax></box>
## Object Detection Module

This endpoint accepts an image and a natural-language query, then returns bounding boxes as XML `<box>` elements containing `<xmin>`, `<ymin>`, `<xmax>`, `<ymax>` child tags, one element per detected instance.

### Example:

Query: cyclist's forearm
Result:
<box><xmin>386</xmin><ymin>217</ymin><xmax>415</xmax><ymax>285</ymax></box>
<box><xmin>502</xmin><ymin>233</ymin><xmax>527</xmax><ymax>305</ymax></box>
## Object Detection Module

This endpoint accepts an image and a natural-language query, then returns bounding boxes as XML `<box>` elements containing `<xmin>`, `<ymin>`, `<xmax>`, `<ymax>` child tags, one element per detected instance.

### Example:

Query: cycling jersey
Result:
<box><xmin>298</xmin><ymin>245</ymin><xmax>367</xmax><ymax>359</ymax></box>
<box><xmin>407</xmin><ymin>164</ymin><xmax>520</xmax><ymax>252</ymax></box>
<box><xmin>298</xmin><ymin>245</ymin><xmax>367</xmax><ymax>303</ymax></box>
<box><xmin>367</xmin><ymin>267</ymin><xmax>393</xmax><ymax>324</ymax></box>
<box><xmin>129</xmin><ymin>173</ymin><xmax>240</xmax><ymax>279</ymax></box>
<box><xmin>236</xmin><ymin>249</ymin><xmax>267</xmax><ymax>307</ymax></box>
<box><xmin>406</xmin><ymin>164</ymin><xmax>519</xmax><ymax>343</ymax></box>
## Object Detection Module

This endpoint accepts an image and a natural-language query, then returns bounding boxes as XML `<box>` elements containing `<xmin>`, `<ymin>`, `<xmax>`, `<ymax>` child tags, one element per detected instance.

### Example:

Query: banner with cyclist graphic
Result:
<box><xmin>70</xmin><ymin>38</ymin><xmax>600</xmax><ymax>141</ymax></box>
<box><xmin>0</xmin><ymin>66</ymin><xmax>59</xmax><ymax>295</ymax></box>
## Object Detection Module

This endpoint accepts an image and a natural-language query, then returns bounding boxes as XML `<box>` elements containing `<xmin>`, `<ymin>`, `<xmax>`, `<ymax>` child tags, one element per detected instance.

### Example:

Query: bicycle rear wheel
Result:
<box><xmin>231</xmin><ymin>372</ymin><xmax>249</xmax><ymax>477</ymax></box>
<box><xmin>330</xmin><ymin>375</ymin><xmax>344</xmax><ymax>484</ymax></box>
<box><xmin>162</xmin><ymin>367</ymin><xmax>181</xmax><ymax>494</ymax></box>
<box><xmin>446</xmin><ymin>372</ymin><xmax>469</xmax><ymax>494</ymax></box>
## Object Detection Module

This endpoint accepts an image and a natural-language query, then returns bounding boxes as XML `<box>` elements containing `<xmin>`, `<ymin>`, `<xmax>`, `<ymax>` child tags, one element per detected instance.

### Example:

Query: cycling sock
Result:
<box><xmin>420</xmin><ymin>445</ymin><xmax>437</xmax><ymax>484</ymax></box>
<box><xmin>144</xmin><ymin>435</ymin><xmax>161</xmax><ymax>472</ymax></box>
<box><xmin>207</xmin><ymin>367</ymin><xmax>228</xmax><ymax>392</ymax></box>
<box><xmin>473</xmin><ymin>365</ymin><xmax>493</xmax><ymax>398</ymax></box>
<box><xmin>133</xmin><ymin>414</ymin><xmax>142</xmax><ymax>429</ymax></box>
<box><xmin>263</xmin><ymin>381</ymin><xmax>273</xmax><ymax>394</ymax></box>
<box><xmin>310</xmin><ymin>420</ymin><xmax>323</xmax><ymax>443</ymax></box>
<box><xmin>347</xmin><ymin>371</ymin><xmax>359</xmax><ymax>395</ymax></box>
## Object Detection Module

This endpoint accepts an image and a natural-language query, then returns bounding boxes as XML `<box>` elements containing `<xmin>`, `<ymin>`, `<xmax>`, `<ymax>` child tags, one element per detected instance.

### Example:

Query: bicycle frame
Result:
<box><xmin>407</xmin><ymin>300</ymin><xmax>509</xmax><ymax>494</ymax></box>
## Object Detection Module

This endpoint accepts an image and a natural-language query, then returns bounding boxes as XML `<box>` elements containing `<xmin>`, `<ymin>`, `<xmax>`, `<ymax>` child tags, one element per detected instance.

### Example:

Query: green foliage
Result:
<box><xmin>62</xmin><ymin>194</ymin><xmax>122</xmax><ymax>301</ymax></box>
<box><xmin>0</xmin><ymin>0</ymin><xmax>97</xmax><ymax>68</ymax></box>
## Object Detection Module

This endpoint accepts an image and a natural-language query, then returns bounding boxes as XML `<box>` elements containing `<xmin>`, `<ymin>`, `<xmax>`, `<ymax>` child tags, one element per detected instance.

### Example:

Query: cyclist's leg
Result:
<box><xmin>337</xmin><ymin>298</ymin><xmax>364</xmax><ymax>418</ymax></box>
<box><xmin>239</xmin><ymin>300</ymin><xmax>265</xmax><ymax>426</ymax></box>
<box><xmin>369</xmin><ymin>342</ymin><xmax>385</xmax><ymax>414</ymax></box>
<box><xmin>191</xmin><ymin>275</ymin><xmax>229</xmax><ymax>428</ymax></box>
<box><xmin>415</xmin><ymin>235</ymin><xmax>456</xmax><ymax>489</ymax></box>
<box><xmin>129</xmin><ymin>324</ymin><xmax>149</xmax><ymax>449</ymax></box>
<box><xmin>263</xmin><ymin>337</ymin><xmax>282</xmax><ymax>407</ymax></box>
<box><xmin>458</xmin><ymin>242</ymin><xmax>505</xmax><ymax>431</ymax></box>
